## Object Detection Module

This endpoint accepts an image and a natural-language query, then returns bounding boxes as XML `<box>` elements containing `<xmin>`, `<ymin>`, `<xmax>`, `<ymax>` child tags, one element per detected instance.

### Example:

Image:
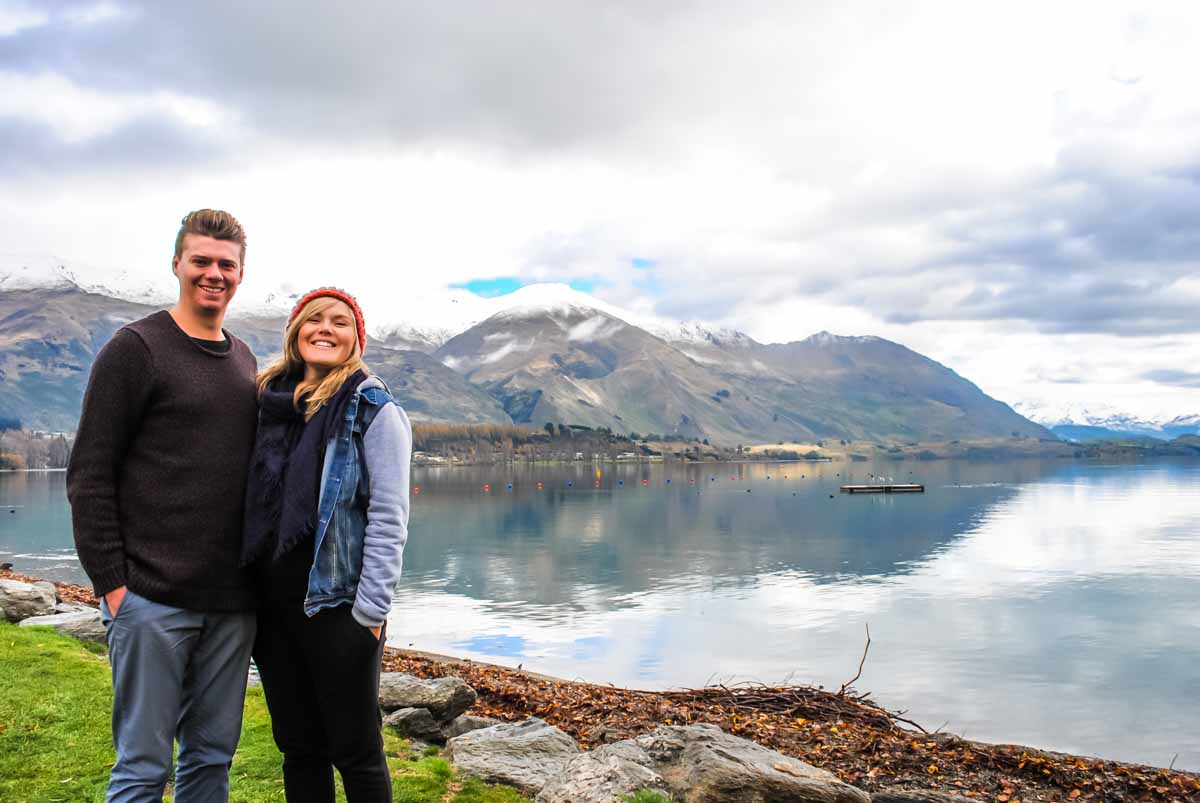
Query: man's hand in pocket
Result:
<box><xmin>105</xmin><ymin>586</ymin><xmax>127</xmax><ymax>616</ymax></box>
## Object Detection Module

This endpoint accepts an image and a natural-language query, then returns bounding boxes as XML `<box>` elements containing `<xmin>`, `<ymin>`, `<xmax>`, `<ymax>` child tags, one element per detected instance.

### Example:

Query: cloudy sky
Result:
<box><xmin>2</xmin><ymin>0</ymin><xmax>1198</xmax><ymax>420</ymax></box>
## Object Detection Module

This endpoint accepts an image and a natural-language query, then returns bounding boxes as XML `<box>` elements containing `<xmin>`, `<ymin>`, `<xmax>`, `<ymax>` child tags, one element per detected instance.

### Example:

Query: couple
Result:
<box><xmin>66</xmin><ymin>209</ymin><xmax>412</xmax><ymax>802</ymax></box>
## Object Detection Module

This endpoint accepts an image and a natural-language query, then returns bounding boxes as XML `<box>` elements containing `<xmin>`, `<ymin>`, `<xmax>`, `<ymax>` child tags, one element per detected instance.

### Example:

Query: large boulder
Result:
<box><xmin>55</xmin><ymin>601</ymin><xmax>97</xmax><ymax>615</ymax></box>
<box><xmin>445</xmin><ymin>717</ymin><xmax>580</xmax><ymax>796</ymax></box>
<box><xmin>631</xmin><ymin>724</ymin><xmax>870</xmax><ymax>802</ymax></box>
<box><xmin>0</xmin><ymin>579</ymin><xmax>57</xmax><ymax>622</ymax></box>
<box><xmin>18</xmin><ymin>609</ymin><xmax>107</xmax><ymax>643</ymax></box>
<box><xmin>442</xmin><ymin>713</ymin><xmax>503</xmax><ymax>740</ymax></box>
<box><xmin>377</xmin><ymin>673</ymin><xmax>476</xmax><ymax>722</ymax></box>
<box><xmin>536</xmin><ymin>740</ymin><xmax>670</xmax><ymax>803</ymax></box>
<box><xmin>383</xmin><ymin>707</ymin><xmax>445</xmax><ymax>743</ymax></box>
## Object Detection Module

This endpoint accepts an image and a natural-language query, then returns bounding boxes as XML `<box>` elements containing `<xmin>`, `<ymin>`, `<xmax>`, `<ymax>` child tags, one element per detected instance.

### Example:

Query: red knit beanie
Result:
<box><xmin>288</xmin><ymin>287</ymin><xmax>367</xmax><ymax>356</ymax></box>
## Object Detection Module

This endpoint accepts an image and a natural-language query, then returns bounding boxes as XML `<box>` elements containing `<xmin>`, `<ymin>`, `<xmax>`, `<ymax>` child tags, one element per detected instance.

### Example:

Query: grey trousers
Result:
<box><xmin>100</xmin><ymin>589</ymin><xmax>256</xmax><ymax>803</ymax></box>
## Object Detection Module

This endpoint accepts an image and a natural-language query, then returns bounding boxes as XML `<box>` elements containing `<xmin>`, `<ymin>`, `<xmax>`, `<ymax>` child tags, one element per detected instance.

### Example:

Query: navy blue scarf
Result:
<box><xmin>241</xmin><ymin>370</ymin><xmax>366</xmax><ymax>567</ymax></box>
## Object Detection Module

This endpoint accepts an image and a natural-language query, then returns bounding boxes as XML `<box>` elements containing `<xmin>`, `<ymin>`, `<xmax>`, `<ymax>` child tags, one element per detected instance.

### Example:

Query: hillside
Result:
<box><xmin>0</xmin><ymin>288</ymin><xmax>508</xmax><ymax>431</ymax></box>
<box><xmin>1</xmin><ymin>281</ymin><xmax>1050</xmax><ymax>444</ymax></box>
<box><xmin>433</xmin><ymin>294</ymin><xmax>1049</xmax><ymax>443</ymax></box>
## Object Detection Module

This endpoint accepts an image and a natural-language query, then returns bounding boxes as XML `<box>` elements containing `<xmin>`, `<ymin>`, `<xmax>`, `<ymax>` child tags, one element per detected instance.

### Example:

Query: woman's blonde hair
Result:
<box><xmin>257</xmin><ymin>296</ymin><xmax>369</xmax><ymax>420</ymax></box>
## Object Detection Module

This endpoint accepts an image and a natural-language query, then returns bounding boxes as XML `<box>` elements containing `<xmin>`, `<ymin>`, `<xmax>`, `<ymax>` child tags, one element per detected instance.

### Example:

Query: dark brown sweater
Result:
<box><xmin>67</xmin><ymin>310</ymin><xmax>259</xmax><ymax>611</ymax></box>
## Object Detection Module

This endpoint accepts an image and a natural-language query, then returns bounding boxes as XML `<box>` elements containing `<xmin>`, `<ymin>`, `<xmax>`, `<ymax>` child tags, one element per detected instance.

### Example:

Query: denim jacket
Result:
<box><xmin>304</xmin><ymin>375</ymin><xmax>412</xmax><ymax>628</ymax></box>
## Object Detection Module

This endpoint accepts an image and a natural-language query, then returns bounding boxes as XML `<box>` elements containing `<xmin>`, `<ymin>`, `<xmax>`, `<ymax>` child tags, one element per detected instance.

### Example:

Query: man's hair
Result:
<box><xmin>173</xmin><ymin>209</ymin><xmax>247</xmax><ymax>265</ymax></box>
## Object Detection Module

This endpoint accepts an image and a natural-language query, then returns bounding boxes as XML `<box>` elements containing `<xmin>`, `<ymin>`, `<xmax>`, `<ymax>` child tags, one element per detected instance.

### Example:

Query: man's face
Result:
<box><xmin>172</xmin><ymin>234</ymin><xmax>243</xmax><ymax>315</ymax></box>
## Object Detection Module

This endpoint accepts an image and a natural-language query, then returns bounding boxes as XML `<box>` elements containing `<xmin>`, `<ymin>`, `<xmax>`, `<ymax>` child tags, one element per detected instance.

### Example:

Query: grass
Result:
<box><xmin>0</xmin><ymin>622</ymin><xmax>527</xmax><ymax>803</ymax></box>
<box><xmin>623</xmin><ymin>791</ymin><xmax>673</xmax><ymax>803</ymax></box>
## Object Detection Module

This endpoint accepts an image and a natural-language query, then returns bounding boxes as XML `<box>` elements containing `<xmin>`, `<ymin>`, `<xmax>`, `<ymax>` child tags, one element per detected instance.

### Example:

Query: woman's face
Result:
<box><xmin>296</xmin><ymin>299</ymin><xmax>357</xmax><ymax>375</ymax></box>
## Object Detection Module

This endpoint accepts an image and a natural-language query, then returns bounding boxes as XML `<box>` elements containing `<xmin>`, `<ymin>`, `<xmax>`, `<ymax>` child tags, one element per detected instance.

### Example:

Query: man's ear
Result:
<box><xmin>171</xmin><ymin>256</ymin><xmax>179</xmax><ymax>276</ymax></box>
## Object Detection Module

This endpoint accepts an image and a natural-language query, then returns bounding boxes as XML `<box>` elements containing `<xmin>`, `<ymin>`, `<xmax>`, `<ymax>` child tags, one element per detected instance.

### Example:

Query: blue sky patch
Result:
<box><xmin>450</xmin><ymin>277</ymin><xmax>526</xmax><ymax>298</ymax></box>
<box><xmin>632</xmin><ymin>258</ymin><xmax>657</xmax><ymax>269</ymax></box>
<box><xmin>451</xmin><ymin>277</ymin><xmax>604</xmax><ymax>297</ymax></box>
<box><xmin>568</xmin><ymin>278</ymin><xmax>599</xmax><ymax>293</ymax></box>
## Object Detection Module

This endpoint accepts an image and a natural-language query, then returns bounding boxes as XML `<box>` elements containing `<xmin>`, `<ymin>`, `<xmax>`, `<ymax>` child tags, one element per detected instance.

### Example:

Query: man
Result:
<box><xmin>68</xmin><ymin>209</ymin><xmax>259</xmax><ymax>802</ymax></box>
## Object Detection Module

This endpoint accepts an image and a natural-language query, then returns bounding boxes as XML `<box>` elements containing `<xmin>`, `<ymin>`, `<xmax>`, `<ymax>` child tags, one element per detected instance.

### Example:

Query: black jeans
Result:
<box><xmin>253</xmin><ymin>603</ymin><xmax>391</xmax><ymax>802</ymax></box>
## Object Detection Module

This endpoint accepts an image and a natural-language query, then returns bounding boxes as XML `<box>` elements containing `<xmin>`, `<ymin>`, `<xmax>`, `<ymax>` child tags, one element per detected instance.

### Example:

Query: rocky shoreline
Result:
<box><xmin>3</xmin><ymin>569</ymin><xmax>1197</xmax><ymax>802</ymax></box>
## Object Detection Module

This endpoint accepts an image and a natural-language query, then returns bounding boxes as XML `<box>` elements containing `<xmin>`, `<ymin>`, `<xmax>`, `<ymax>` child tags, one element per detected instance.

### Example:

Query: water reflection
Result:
<box><xmin>2</xmin><ymin>459</ymin><xmax>1198</xmax><ymax>769</ymax></box>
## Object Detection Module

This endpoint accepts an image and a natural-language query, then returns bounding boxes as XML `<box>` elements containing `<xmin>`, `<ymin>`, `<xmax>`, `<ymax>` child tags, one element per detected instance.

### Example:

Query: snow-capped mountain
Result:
<box><xmin>0</xmin><ymin>257</ymin><xmax>176</xmax><ymax>306</ymax></box>
<box><xmin>651</xmin><ymin>321</ymin><xmax>756</xmax><ymax>348</ymax></box>
<box><xmin>1012</xmin><ymin>401</ymin><xmax>1200</xmax><ymax>441</ymax></box>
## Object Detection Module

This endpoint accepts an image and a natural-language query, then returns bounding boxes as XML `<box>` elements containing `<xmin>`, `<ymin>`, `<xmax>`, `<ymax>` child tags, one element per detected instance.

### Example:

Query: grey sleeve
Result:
<box><xmin>351</xmin><ymin>402</ymin><xmax>412</xmax><ymax>628</ymax></box>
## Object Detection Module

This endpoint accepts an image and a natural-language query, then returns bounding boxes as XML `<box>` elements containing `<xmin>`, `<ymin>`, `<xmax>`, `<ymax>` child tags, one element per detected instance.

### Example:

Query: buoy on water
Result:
<box><xmin>483</xmin><ymin>484</ymin><xmax>490</xmax><ymax>492</ymax></box>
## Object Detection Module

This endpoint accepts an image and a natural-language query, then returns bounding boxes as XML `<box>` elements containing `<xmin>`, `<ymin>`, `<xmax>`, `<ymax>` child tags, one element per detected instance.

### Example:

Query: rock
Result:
<box><xmin>0</xmin><ymin>578</ymin><xmax>57</xmax><ymax>622</ymax></box>
<box><xmin>377</xmin><ymin>673</ymin><xmax>477</xmax><ymax>722</ymax></box>
<box><xmin>34</xmin><ymin>580</ymin><xmax>59</xmax><ymax>603</ymax></box>
<box><xmin>536</xmin><ymin>740</ymin><xmax>670</xmax><ymax>803</ymax></box>
<box><xmin>633</xmin><ymin>723</ymin><xmax>870</xmax><ymax>802</ymax></box>
<box><xmin>18</xmin><ymin>609</ymin><xmax>107</xmax><ymax>643</ymax></box>
<box><xmin>442</xmin><ymin>714</ymin><xmax>503</xmax><ymax>739</ymax></box>
<box><xmin>54</xmin><ymin>601</ymin><xmax>96</xmax><ymax>614</ymax></box>
<box><xmin>384</xmin><ymin>707</ymin><xmax>445</xmax><ymax>743</ymax></box>
<box><xmin>445</xmin><ymin>717</ymin><xmax>580</xmax><ymax>796</ymax></box>
<box><xmin>872</xmin><ymin>792</ymin><xmax>962</xmax><ymax>802</ymax></box>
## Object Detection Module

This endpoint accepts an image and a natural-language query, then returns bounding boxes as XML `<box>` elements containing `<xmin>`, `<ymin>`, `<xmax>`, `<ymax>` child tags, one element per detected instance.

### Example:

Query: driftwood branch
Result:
<box><xmin>838</xmin><ymin>622</ymin><xmax>871</xmax><ymax>697</ymax></box>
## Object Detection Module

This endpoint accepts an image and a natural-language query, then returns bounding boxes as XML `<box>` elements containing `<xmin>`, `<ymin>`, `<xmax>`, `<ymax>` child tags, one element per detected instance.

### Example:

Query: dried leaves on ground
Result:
<box><xmin>1</xmin><ymin>568</ymin><xmax>97</xmax><ymax>607</ymax></box>
<box><xmin>384</xmin><ymin>650</ymin><xmax>1200</xmax><ymax>803</ymax></box>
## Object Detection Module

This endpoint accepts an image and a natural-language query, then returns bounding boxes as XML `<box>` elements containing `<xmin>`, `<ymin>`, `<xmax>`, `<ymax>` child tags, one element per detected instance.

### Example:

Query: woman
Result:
<box><xmin>243</xmin><ymin>287</ymin><xmax>411</xmax><ymax>802</ymax></box>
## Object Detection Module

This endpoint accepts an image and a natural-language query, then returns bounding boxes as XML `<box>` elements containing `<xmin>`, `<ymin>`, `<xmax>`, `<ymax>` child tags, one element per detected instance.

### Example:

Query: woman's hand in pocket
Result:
<box><xmin>369</xmin><ymin>625</ymin><xmax>382</xmax><ymax>641</ymax></box>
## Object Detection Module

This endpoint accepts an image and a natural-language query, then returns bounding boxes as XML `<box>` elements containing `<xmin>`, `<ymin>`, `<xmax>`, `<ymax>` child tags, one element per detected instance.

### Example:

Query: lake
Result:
<box><xmin>2</xmin><ymin>458</ymin><xmax>1198</xmax><ymax>770</ymax></box>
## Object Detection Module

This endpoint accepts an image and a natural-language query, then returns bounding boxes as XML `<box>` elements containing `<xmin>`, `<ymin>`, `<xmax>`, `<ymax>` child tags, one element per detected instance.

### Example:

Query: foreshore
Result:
<box><xmin>4</xmin><ymin>568</ymin><xmax>1196</xmax><ymax>802</ymax></box>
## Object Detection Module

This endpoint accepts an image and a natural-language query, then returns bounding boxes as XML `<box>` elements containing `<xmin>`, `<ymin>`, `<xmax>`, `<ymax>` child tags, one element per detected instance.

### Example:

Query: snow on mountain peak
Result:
<box><xmin>652</xmin><ymin>320</ymin><xmax>756</xmax><ymax>348</ymax></box>
<box><xmin>804</xmin><ymin>330</ymin><xmax>880</xmax><ymax>345</ymax></box>
<box><xmin>487</xmin><ymin>283</ymin><xmax>637</xmax><ymax>324</ymax></box>
<box><xmin>0</xmin><ymin>256</ymin><xmax>175</xmax><ymax>305</ymax></box>
<box><xmin>1009</xmin><ymin>399</ymin><xmax>1190</xmax><ymax>431</ymax></box>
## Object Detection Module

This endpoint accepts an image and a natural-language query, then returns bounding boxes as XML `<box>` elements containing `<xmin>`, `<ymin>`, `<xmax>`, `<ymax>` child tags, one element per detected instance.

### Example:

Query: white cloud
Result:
<box><xmin>0</xmin><ymin>3</ymin><xmax>48</xmax><ymax>36</ymax></box>
<box><xmin>0</xmin><ymin>1</ymin><xmax>1198</xmax><ymax>418</ymax></box>
<box><xmin>0</xmin><ymin>70</ymin><xmax>232</xmax><ymax>144</ymax></box>
<box><xmin>567</xmin><ymin>315</ymin><xmax>621</xmax><ymax>342</ymax></box>
<box><xmin>481</xmin><ymin>339</ymin><xmax>533</xmax><ymax>365</ymax></box>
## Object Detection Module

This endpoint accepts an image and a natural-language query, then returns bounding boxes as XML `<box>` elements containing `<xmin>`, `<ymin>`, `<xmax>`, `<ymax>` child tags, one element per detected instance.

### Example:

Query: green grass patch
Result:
<box><xmin>0</xmin><ymin>622</ymin><xmax>526</xmax><ymax>802</ymax></box>
<box><xmin>623</xmin><ymin>791</ymin><xmax>674</xmax><ymax>803</ymax></box>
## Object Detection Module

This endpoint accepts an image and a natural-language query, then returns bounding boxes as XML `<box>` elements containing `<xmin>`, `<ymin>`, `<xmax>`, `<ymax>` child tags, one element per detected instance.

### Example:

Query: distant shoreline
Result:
<box><xmin>0</xmin><ymin>468</ymin><xmax>67</xmax><ymax>474</ymax></box>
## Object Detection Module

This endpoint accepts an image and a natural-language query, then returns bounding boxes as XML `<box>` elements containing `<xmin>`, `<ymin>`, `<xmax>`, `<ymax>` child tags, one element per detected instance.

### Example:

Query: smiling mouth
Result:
<box><xmin>309</xmin><ymin>340</ymin><xmax>337</xmax><ymax>349</ymax></box>
<box><xmin>199</xmin><ymin>285</ymin><xmax>225</xmax><ymax>295</ymax></box>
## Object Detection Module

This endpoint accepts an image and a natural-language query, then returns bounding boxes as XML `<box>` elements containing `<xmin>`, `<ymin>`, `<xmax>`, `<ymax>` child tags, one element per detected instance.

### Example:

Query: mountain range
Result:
<box><xmin>1011</xmin><ymin>401</ymin><xmax>1200</xmax><ymax>441</ymax></box>
<box><xmin>2</xmin><ymin>272</ymin><xmax>1053</xmax><ymax>444</ymax></box>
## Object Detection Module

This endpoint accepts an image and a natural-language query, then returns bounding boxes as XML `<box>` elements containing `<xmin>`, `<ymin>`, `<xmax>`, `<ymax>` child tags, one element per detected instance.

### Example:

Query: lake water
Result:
<box><xmin>2</xmin><ymin>459</ymin><xmax>1198</xmax><ymax>770</ymax></box>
